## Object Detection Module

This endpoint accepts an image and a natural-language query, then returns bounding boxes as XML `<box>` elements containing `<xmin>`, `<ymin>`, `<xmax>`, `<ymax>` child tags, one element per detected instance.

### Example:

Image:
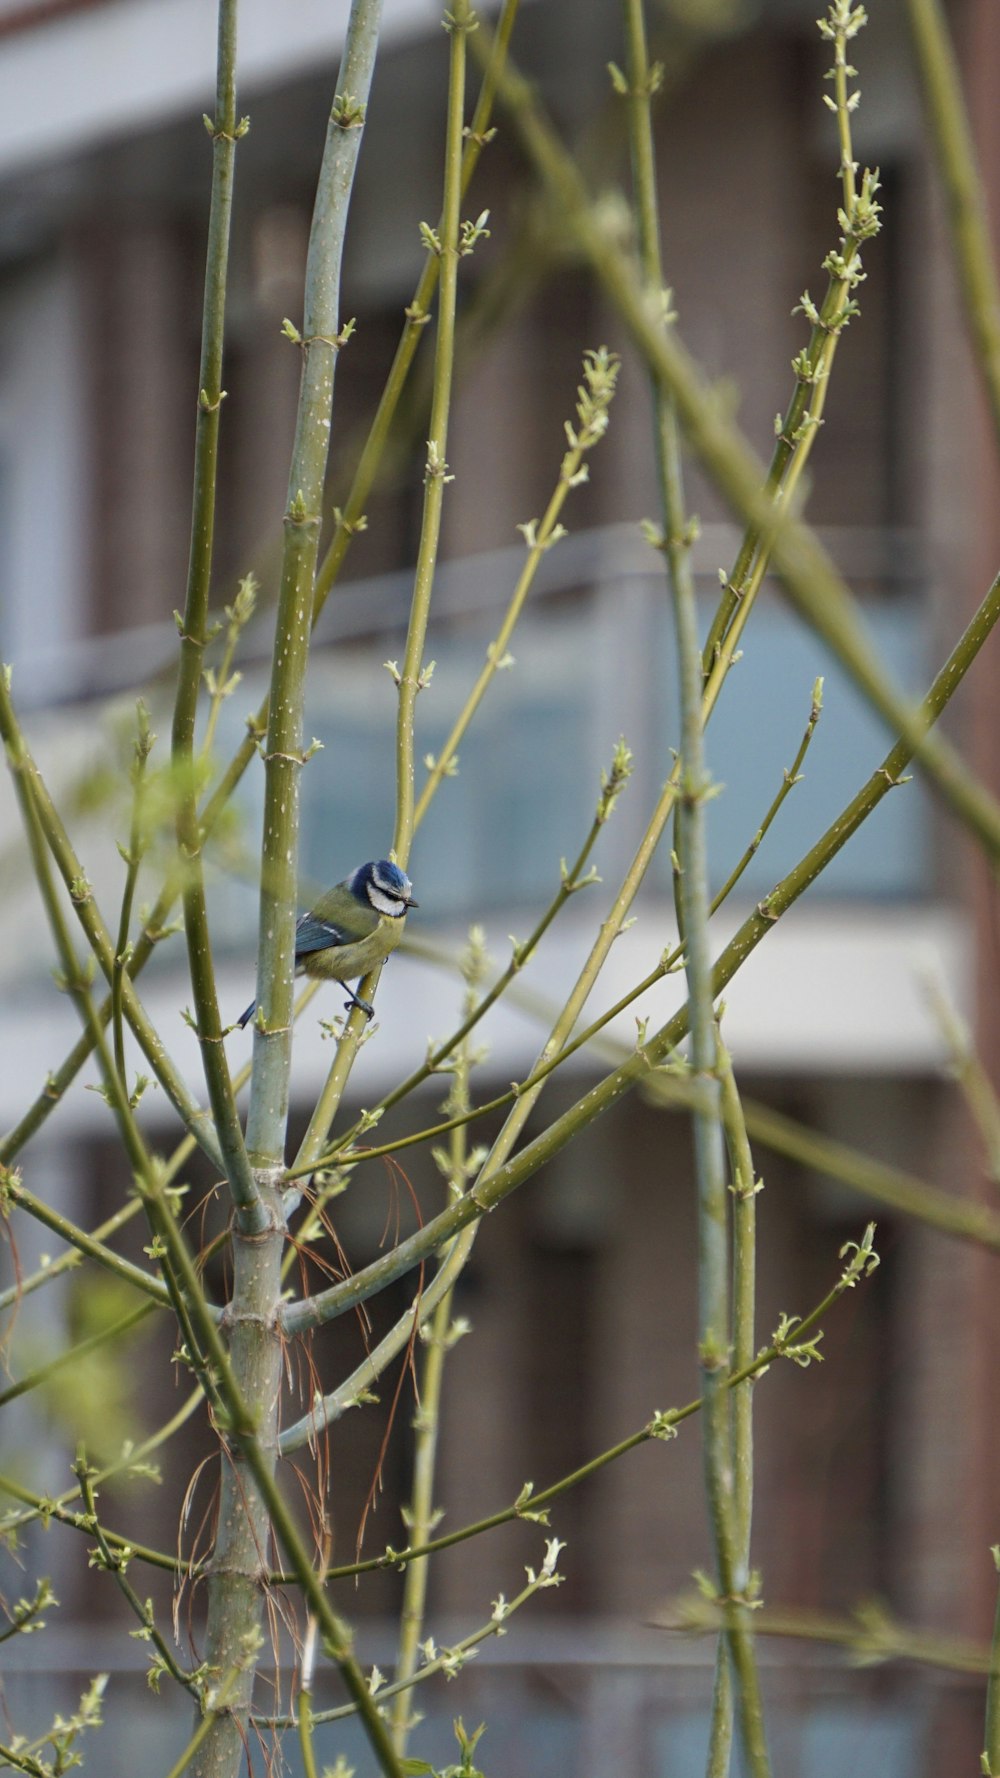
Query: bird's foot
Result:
<box><xmin>344</xmin><ymin>989</ymin><xmax>374</xmax><ymax>1019</ymax></box>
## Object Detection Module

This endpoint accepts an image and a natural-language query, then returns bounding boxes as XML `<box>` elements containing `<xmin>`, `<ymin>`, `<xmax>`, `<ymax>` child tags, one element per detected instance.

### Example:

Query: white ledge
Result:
<box><xmin>0</xmin><ymin>0</ymin><xmax>439</xmax><ymax>177</ymax></box>
<box><xmin>0</xmin><ymin>903</ymin><xmax>968</xmax><ymax>1144</ymax></box>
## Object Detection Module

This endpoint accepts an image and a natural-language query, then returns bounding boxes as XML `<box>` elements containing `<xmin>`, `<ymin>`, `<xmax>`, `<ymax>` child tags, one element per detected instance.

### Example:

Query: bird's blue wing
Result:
<box><xmin>294</xmin><ymin>914</ymin><xmax>348</xmax><ymax>958</ymax></box>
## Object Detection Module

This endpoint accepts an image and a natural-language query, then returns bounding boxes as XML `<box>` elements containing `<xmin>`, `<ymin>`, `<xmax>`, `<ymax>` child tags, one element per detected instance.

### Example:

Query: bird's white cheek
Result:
<box><xmin>368</xmin><ymin>888</ymin><xmax>407</xmax><ymax>917</ymax></box>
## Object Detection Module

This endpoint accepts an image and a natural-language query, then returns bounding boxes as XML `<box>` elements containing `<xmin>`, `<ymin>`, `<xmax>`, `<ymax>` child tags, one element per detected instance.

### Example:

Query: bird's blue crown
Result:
<box><xmin>348</xmin><ymin>858</ymin><xmax>414</xmax><ymax>913</ymax></box>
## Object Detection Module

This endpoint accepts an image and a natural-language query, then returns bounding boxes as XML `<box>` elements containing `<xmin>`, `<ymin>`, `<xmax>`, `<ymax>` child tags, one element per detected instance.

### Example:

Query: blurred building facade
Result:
<box><xmin>1</xmin><ymin>0</ymin><xmax>999</xmax><ymax>1773</ymax></box>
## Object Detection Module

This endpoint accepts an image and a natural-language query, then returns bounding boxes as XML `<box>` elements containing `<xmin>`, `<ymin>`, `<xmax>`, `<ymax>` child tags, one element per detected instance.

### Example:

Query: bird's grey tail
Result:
<box><xmin>236</xmin><ymin>999</ymin><xmax>256</xmax><ymax>1031</ymax></box>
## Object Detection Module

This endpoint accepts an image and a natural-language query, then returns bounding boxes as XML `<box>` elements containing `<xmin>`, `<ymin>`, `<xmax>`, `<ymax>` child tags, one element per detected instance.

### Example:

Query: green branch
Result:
<box><xmin>0</xmin><ymin>1302</ymin><xmax>156</xmax><ymax>1412</ymax></box>
<box><xmin>0</xmin><ymin>1579</ymin><xmax>55</xmax><ymax>1648</ymax></box>
<box><xmin>737</xmin><ymin>1094</ymin><xmax>1000</xmax><ymax>1251</ymax></box>
<box><xmin>288</xmin><ymin>952</ymin><xmax>674</xmax><ymax>1186</ymax></box>
<box><xmin>1</xmin><ymin>1168</ymin><xmax>173</xmax><ymax>1307</ymax></box>
<box><xmin>717</xmin><ymin>1031</ymin><xmax>763</xmax><ymax>1761</ymax></box>
<box><xmin>702</xmin><ymin>7</ymin><xmax>878</xmax><ymax>674</ymax></box>
<box><xmin>618</xmin><ymin>4</ymin><xmax>767</xmax><ymax>1768</ymax></box>
<box><xmin>0</xmin><ymin>1196</ymin><xmax>142</xmax><ymax>1314</ymax></box>
<box><xmin>272</xmin><ymin>1540</ymin><xmax>565</xmax><ymax>1729</ymax></box>
<box><xmin>75</xmin><ymin>1455</ymin><xmax>202</xmax><ymax>1700</ymax></box>
<box><xmin>0</xmin><ymin>1082</ymin><xmax>230</xmax><ymax>1316</ymax></box>
<box><xmin>169</xmin><ymin>0</ymin><xmax>261</xmax><ymax>1230</ymax></box>
<box><xmin>413</xmin><ymin>346</ymin><xmax>619</xmax><ymax>826</ymax></box>
<box><xmin>707</xmin><ymin>678</ymin><xmax>823</xmax><ymax>919</ymax></box>
<box><xmin>112</xmin><ymin>700</ymin><xmax>153</xmax><ymax>1088</ymax></box>
<box><xmin>392</xmin><ymin>0</ymin><xmax>471</xmax><ymax>869</ymax></box>
<box><xmin>244</xmin><ymin>0</ymin><xmax>382</xmax><ymax>1168</ymax></box>
<box><xmin>279</xmin><ymin>1224</ymin><xmax>474</xmax><ymax>1453</ymax></box>
<box><xmin>666</xmin><ymin>1593</ymin><xmax>997</xmax><ymax>1682</ymax></box>
<box><xmin>906</xmin><ymin>0</ymin><xmax>1000</xmax><ymax>453</ymax></box>
<box><xmin>375</xmin><ymin>934</ymin><xmax>1000</xmax><ymax>1262</ymax></box>
<box><xmin>0</xmin><ymin>739</ymin><xmax>224</xmax><ymax>1404</ymax></box>
<box><xmin>390</xmin><ymin>1042</ymin><xmax>474</xmax><ymax>1755</ymax></box>
<box><xmin>0</xmin><ymin>1390</ymin><xmax>205</xmax><ymax>1558</ymax></box>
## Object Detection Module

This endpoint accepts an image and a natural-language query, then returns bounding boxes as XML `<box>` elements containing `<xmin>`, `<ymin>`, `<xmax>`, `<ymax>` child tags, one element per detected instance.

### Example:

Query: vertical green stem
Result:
<box><xmin>719</xmin><ymin>1039</ymin><xmax>757</xmax><ymax>1572</ymax></box>
<box><xmin>194</xmin><ymin>1204</ymin><xmax>286</xmax><ymax>1778</ymax></box>
<box><xmin>986</xmin><ymin>1551</ymin><xmax>1000</xmax><ymax>1773</ymax></box>
<box><xmin>719</xmin><ymin>1036</ymin><xmax>771</xmax><ymax>1767</ymax></box>
<box><xmin>619</xmin><ymin>7</ymin><xmax>768</xmax><ymax>1770</ymax></box>
<box><xmin>391</xmin><ymin>0</ymin><xmax>470</xmax><ymax>870</ymax></box>
<box><xmin>245</xmin><ymin>0</ymin><xmax>383</xmax><ymax>1167</ymax></box>
<box><xmin>906</xmin><ymin>0</ymin><xmax>1000</xmax><ymax>452</ymax></box>
<box><xmin>198</xmin><ymin>7</ymin><xmax>386</xmax><ymax>1774</ymax></box>
<box><xmin>297</xmin><ymin>1626</ymin><xmax>321</xmax><ymax>1778</ymax></box>
<box><xmin>389</xmin><ymin>1283</ymin><xmax>455</xmax><ymax>1749</ymax></box>
<box><xmin>112</xmin><ymin>701</ymin><xmax>152</xmax><ymax>1088</ymax></box>
<box><xmin>705</xmin><ymin>1659</ymin><xmax>734</xmax><ymax>1778</ymax></box>
<box><xmin>170</xmin><ymin>0</ymin><xmax>262</xmax><ymax>1229</ymax></box>
<box><xmin>389</xmin><ymin>1049</ymin><xmax>470</xmax><ymax>1754</ymax></box>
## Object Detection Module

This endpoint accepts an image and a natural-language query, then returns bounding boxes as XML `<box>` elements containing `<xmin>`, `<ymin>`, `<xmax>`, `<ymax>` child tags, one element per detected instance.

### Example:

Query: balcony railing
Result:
<box><xmin>0</xmin><ymin>1615</ymin><xmax>932</xmax><ymax>1777</ymax></box>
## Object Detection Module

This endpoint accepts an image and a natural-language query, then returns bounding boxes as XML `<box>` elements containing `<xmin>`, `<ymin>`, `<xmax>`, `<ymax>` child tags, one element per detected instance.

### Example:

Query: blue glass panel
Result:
<box><xmin>297</xmin><ymin>626</ymin><xmax>596</xmax><ymax>915</ymax></box>
<box><xmin>658</xmin><ymin>597</ymin><xmax>931</xmax><ymax>899</ymax></box>
<box><xmin>220</xmin><ymin>590</ymin><xmax>932</xmax><ymax>931</ymax></box>
<box><xmin>799</xmin><ymin>1702</ymin><xmax>925</xmax><ymax>1776</ymax></box>
<box><xmin>650</xmin><ymin>1698</ymin><xmax>925</xmax><ymax>1776</ymax></box>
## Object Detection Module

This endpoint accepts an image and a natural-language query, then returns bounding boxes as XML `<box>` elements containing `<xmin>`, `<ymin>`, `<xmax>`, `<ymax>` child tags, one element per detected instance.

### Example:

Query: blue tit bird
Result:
<box><xmin>236</xmin><ymin>859</ymin><xmax>417</xmax><ymax>1029</ymax></box>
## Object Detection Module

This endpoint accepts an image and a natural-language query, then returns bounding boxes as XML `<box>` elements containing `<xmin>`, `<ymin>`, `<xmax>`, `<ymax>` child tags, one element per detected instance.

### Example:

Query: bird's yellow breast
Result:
<box><xmin>299</xmin><ymin>913</ymin><xmax>406</xmax><ymax>983</ymax></box>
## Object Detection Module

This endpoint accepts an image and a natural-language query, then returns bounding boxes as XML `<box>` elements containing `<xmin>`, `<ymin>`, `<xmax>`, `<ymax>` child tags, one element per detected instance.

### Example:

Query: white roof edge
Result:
<box><xmin>0</xmin><ymin>0</ymin><xmax>441</xmax><ymax>179</ymax></box>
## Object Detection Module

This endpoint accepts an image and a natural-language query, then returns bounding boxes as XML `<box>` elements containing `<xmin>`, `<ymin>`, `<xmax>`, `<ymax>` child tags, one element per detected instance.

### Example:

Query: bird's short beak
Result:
<box><xmin>406</xmin><ymin>897</ymin><xmax>419</xmax><ymax>909</ymax></box>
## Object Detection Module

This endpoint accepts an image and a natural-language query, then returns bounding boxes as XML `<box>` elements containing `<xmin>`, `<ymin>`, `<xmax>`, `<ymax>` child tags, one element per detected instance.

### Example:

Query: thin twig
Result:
<box><xmin>906</xmin><ymin>0</ymin><xmax>1000</xmax><ymax>454</ymax></box>
<box><xmin>112</xmin><ymin>700</ymin><xmax>153</xmax><ymax>1088</ymax></box>
<box><xmin>169</xmin><ymin>0</ymin><xmax>262</xmax><ymax>1229</ymax></box>
<box><xmin>391</xmin><ymin>0</ymin><xmax>470</xmax><ymax>869</ymax></box>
